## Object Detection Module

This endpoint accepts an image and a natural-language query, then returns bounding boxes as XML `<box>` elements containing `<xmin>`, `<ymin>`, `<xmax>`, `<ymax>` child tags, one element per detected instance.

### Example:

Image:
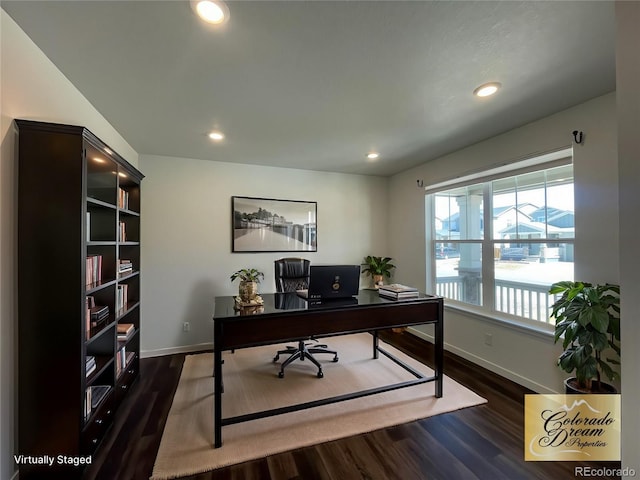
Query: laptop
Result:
<box><xmin>297</xmin><ymin>265</ymin><xmax>361</xmax><ymax>301</ymax></box>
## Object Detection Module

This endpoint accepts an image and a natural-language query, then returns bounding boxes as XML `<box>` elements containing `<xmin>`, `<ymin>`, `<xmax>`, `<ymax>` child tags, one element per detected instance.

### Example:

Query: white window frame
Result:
<box><xmin>425</xmin><ymin>148</ymin><xmax>574</xmax><ymax>332</ymax></box>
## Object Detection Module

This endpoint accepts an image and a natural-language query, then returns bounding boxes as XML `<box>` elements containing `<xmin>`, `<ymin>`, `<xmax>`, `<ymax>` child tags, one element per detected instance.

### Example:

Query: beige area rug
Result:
<box><xmin>150</xmin><ymin>333</ymin><xmax>486</xmax><ymax>480</ymax></box>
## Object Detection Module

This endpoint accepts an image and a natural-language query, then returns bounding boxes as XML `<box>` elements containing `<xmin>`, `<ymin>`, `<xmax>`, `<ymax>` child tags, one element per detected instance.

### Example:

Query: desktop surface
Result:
<box><xmin>214</xmin><ymin>289</ymin><xmax>437</xmax><ymax>319</ymax></box>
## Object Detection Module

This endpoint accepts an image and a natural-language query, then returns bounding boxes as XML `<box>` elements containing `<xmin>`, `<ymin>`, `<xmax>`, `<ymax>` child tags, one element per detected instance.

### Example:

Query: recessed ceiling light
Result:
<box><xmin>191</xmin><ymin>1</ymin><xmax>229</xmax><ymax>25</ymax></box>
<box><xmin>208</xmin><ymin>131</ymin><xmax>225</xmax><ymax>142</ymax></box>
<box><xmin>473</xmin><ymin>82</ymin><xmax>502</xmax><ymax>97</ymax></box>
<box><xmin>93</xmin><ymin>157</ymin><xmax>106</xmax><ymax>163</ymax></box>
<box><xmin>366</xmin><ymin>152</ymin><xmax>380</xmax><ymax>160</ymax></box>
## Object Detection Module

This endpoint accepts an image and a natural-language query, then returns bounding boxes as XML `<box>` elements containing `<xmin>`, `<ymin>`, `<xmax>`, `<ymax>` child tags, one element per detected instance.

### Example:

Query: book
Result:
<box><xmin>86</xmin><ymin>255</ymin><xmax>103</xmax><ymax>287</ymax></box>
<box><xmin>85</xmin><ymin>363</ymin><xmax>96</xmax><ymax>378</ymax></box>
<box><xmin>378</xmin><ymin>284</ymin><xmax>419</xmax><ymax>293</ymax></box>
<box><xmin>117</xmin><ymin>323</ymin><xmax>134</xmax><ymax>341</ymax></box>
<box><xmin>90</xmin><ymin>305</ymin><xmax>109</xmax><ymax>320</ymax></box>
<box><xmin>89</xmin><ymin>385</ymin><xmax>110</xmax><ymax>410</ymax></box>
<box><xmin>117</xmin><ymin>323</ymin><xmax>134</xmax><ymax>335</ymax></box>
<box><xmin>116</xmin><ymin>284</ymin><xmax>129</xmax><ymax>312</ymax></box>
<box><xmin>378</xmin><ymin>284</ymin><xmax>420</xmax><ymax>300</ymax></box>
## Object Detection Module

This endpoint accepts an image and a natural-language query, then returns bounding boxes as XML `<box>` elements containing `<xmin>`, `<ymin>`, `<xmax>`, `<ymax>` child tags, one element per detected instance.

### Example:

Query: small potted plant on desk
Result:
<box><xmin>362</xmin><ymin>256</ymin><xmax>396</xmax><ymax>288</ymax></box>
<box><xmin>550</xmin><ymin>281</ymin><xmax>621</xmax><ymax>394</ymax></box>
<box><xmin>230</xmin><ymin>268</ymin><xmax>265</xmax><ymax>307</ymax></box>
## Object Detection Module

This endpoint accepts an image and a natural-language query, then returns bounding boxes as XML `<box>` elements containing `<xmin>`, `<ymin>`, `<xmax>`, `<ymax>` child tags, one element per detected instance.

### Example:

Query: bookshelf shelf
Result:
<box><xmin>17</xmin><ymin>120</ymin><xmax>144</xmax><ymax>479</ymax></box>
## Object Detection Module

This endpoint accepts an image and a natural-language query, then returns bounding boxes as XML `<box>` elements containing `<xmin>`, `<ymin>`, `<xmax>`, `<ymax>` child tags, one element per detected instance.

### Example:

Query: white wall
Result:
<box><xmin>139</xmin><ymin>154</ymin><xmax>388</xmax><ymax>356</ymax></box>
<box><xmin>0</xmin><ymin>11</ymin><xmax>139</xmax><ymax>480</ymax></box>
<box><xmin>389</xmin><ymin>92</ymin><xmax>620</xmax><ymax>394</ymax></box>
<box><xmin>616</xmin><ymin>1</ymin><xmax>640</xmax><ymax>476</ymax></box>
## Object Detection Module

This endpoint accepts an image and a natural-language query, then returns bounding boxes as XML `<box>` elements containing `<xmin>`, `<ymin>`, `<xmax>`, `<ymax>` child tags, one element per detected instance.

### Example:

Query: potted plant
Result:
<box><xmin>362</xmin><ymin>256</ymin><xmax>396</xmax><ymax>288</ymax></box>
<box><xmin>549</xmin><ymin>281</ymin><xmax>620</xmax><ymax>394</ymax></box>
<box><xmin>230</xmin><ymin>268</ymin><xmax>264</xmax><ymax>303</ymax></box>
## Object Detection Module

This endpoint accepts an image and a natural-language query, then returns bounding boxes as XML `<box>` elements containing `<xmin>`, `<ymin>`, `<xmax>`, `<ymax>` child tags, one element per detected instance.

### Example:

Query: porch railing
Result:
<box><xmin>435</xmin><ymin>277</ymin><xmax>560</xmax><ymax>324</ymax></box>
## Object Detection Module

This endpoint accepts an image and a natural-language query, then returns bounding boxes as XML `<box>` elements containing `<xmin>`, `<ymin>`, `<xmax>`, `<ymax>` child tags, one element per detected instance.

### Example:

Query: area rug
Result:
<box><xmin>150</xmin><ymin>333</ymin><xmax>486</xmax><ymax>480</ymax></box>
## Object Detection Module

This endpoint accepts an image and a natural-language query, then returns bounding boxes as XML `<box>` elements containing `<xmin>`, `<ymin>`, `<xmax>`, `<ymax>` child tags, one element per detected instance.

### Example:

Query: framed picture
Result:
<box><xmin>232</xmin><ymin>196</ymin><xmax>317</xmax><ymax>252</ymax></box>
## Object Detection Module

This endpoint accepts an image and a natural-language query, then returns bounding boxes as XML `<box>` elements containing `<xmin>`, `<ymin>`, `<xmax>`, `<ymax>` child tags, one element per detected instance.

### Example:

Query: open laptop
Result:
<box><xmin>297</xmin><ymin>265</ymin><xmax>360</xmax><ymax>302</ymax></box>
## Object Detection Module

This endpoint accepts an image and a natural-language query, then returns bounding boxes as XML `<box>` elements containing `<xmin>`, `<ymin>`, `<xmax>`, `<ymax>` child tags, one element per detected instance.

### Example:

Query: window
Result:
<box><xmin>426</xmin><ymin>152</ymin><xmax>574</xmax><ymax>327</ymax></box>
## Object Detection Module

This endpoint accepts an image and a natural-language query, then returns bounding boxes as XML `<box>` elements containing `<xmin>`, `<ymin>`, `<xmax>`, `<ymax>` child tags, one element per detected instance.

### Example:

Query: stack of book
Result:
<box><xmin>85</xmin><ymin>356</ymin><xmax>96</xmax><ymax>378</ymax></box>
<box><xmin>90</xmin><ymin>305</ymin><xmax>109</xmax><ymax>325</ymax></box>
<box><xmin>117</xmin><ymin>323</ymin><xmax>134</xmax><ymax>341</ymax></box>
<box><xmin>118</xmin><ymin>259</ymin><xmax>133</xmax><ymax>276</ymax></box>
<box><xmin>378</xmin><ymin>284</ymin><xmax>420</xmax><ymax>300</ymax></box>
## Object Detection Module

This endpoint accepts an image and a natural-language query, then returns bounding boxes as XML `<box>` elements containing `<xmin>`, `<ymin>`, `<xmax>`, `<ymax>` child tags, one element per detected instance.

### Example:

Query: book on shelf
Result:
<box><xmin>90</xmin><ymin>305</ymin><xmax>109</xmax><ymax>321</ymax></box>
<box><xmin>86</xmin><ymin>255</ymin><xmax>103</xmax><ymax>287</ymax></box>
<box><xmin>118</xmin><ymin>259</ymin><xmax>133</xmax><ymax>275</ymax></box>
<box><xmin>85</xmin><ymin>296</ymin><xmax>95</xmax><ymax>339</ymax></box>
<box><xmin>116</xmin><ymin>284</ymin><xmax>129</xmax><ymax>312</ymax></box>
<box><xmin>89</xmin><ymin>385</ymin><xmax>110</xmax><ymax>409</ymax></box>
<box><xmin>85</xmin><ymin>356</ymin><xmax>96</xmax><ymax>377</ymax></box>
<box><xmin>118</xmin><ymin>221</ymin><xmax>126</xmax><ymax>242</ymax></box>
<box><xmin>116</xmin><ymin>347</ymin><xmax>135</xmax><ymax>375</ymax></box>
<box><xmin>117</xmin><ymin>323</ymin><xmax>134</xmax><ymax>341</ymax></box>
<box><xmin>117</xmin><ymin>323</ymin><xmax>134</xmax><ymax>335</ymax></box>
<box><xmin>84</xmin><ymin>385</ymin><xmax>110</xmax><ymax>419</ymax></box>
<box><xmin>118</xmin><ymin>187</ymin><xmax>129</xmax><ymax>210</ymax></box>
<box><xmin>86</xmin><ymin>211</ymin><xmax>91</xmax><ymax>242</ymax></box>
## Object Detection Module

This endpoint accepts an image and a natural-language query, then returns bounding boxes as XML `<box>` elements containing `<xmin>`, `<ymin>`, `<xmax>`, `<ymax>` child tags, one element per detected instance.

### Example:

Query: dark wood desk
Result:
<box><xmin>212</xmin><ymin>290</ymin><xmax>444</xmax><ymax>448</ymax></box>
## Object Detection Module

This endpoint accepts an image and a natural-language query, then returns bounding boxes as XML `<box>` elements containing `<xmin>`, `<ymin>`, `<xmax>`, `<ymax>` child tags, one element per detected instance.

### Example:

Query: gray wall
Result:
<box><xmin>615</xmin><ymin>1</ymin><xmax>640</xmax><ymax>476</ymax></box>
<box><xmin>139</xmin><ymin>154</ymin><xmax>388</xmax><ymax>356</ymax></box>
<box><xmin>0</xmin><ymin>11</ymin><xmax>139</xmax><ymax>480</ymax></box>
<box><xmin>388</xmin><ymin>92</ymin><xmax>619</xmax><ymax>394</ymax></box>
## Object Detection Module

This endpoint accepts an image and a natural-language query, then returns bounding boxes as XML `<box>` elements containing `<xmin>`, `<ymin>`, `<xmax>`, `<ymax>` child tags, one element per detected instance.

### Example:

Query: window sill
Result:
<box><xmin>443</xmin><ymin>301</ymin><xmax>554</xmax><ymax>341</ymax></box>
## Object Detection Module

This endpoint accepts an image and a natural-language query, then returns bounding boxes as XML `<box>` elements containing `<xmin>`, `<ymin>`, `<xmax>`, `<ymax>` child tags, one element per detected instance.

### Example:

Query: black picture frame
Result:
<box><xmin>231</xmin><ymin>196</ymin><xmax>317</xmax><ymax>252</ymax></box>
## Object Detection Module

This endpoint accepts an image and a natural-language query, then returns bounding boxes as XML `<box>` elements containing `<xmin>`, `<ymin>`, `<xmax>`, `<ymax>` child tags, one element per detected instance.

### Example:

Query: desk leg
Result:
<box><xmin>214</xmin><ymin>324</ymin><xmax>223</xmax><ymax>448</ymax></box>
<box><xmin>435</xmin><ymin>303</ymin><xmax>444</xmax><ymax>398</ymax></box>
<box><xmin>372</xmin><ymin>330</ymin><xmax>379</xmax><ymax>359</ymax></box>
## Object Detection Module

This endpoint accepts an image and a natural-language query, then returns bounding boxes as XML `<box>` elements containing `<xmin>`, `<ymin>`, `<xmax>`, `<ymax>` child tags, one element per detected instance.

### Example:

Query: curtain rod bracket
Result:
<box><xmin>572</xmin><ymin>130</ymin><xmax>584</xmax><ymax>145</ymax></box>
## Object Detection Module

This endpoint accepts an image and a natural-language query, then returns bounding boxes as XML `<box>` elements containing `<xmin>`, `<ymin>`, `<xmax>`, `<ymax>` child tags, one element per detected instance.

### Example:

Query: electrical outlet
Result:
<box><xmin>183</xmin><ymin>322</ymin><xmax>190</xmax><ymax>332</ymax></box>
<box><xmin>484</xmin><ymin>333</ymin><xmax>493</xmax><ymax>346</ymax></box>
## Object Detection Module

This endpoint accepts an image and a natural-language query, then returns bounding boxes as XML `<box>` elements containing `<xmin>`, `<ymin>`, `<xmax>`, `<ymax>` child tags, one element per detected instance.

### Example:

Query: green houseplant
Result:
<box><xmin>362</xmin><ymin>256</ymin><xmax>396</xmax><ymax>288</ymax></box>
<box><xmin>230</xmin><ymin>268</ymin><xmax>264</xmax><ymax>302</ymax></box>
<box><xmin>549</xmin><ymin>281</ymin><xmax>620</xmax><ymax>393</ymax></box>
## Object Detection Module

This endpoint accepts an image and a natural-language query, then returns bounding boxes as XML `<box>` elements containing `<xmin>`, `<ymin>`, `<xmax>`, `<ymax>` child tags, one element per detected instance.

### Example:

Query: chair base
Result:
<box><xmin>273</xmin><ymin>340</ymin><xmax>339</xmax><ymax>378</ymax></box>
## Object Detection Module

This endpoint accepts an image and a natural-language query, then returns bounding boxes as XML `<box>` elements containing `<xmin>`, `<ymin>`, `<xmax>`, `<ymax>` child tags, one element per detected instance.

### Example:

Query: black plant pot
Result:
<box><xmin>564</xmin><ymin>377</ymin><xmax>618</xmax><ymax>394</ymax></box>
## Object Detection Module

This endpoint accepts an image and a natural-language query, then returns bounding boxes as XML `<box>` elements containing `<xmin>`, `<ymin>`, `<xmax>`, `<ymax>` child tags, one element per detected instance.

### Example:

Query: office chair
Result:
<box><xmin>273</xmin><ymin>258</ymin><xmax>339</xmax><ymax>378</ymax></box>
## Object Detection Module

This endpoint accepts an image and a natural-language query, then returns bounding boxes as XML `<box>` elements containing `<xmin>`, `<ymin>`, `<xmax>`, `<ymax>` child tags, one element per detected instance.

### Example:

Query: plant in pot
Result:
<box><xmin>550</xmin><ymin>281</ymin><xmax>620</xmax><ymax>394</ymax></box>
<box><xmin>362</xmin><ymin>256</ymin><xmax>396</xmax><ymax>288</ymax></box>
<box><xmin>230</xmin><ymin>268</ymin><xmax>264</xmax><ymax>303</ymax></box>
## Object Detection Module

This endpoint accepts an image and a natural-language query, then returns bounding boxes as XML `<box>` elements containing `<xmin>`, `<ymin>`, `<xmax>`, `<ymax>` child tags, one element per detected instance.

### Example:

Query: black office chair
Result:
<box><xmin>273</xmin><ymin>258</ymin><xmax>338</xmax><ymax>378</ymax></box>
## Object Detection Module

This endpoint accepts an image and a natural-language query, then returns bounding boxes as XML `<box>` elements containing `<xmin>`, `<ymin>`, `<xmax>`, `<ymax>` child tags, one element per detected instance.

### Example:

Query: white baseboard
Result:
<box><xmin>406</xmin><ymin>327</ymin><xmax>559</xmax><ymax>394</ymax></box>
<box><xmin>141</xmin><ymin>342</ymin><xmax>212</xmax><ymax>358</ymax></box>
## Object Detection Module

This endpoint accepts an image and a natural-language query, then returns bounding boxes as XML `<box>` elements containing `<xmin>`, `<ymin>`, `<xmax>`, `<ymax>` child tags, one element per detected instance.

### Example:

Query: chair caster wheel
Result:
<box><xmin>333</xmin><ymin>356</ymin><xmax>339</xmax><ymax>362</ymax></box>
<box><xmin>278</xmin><ymin>371</ymin><xmax>285</xmax><ymax>378</ymax></box>
<box><xmin>317</xmin><ymin>371</ymin><xmax>324</xmax><ymax>378</ymax></box>
<box><xmin>273</xmin><ymin>355</ymin><xmax>279</xmax><ymax>362</ymax></box>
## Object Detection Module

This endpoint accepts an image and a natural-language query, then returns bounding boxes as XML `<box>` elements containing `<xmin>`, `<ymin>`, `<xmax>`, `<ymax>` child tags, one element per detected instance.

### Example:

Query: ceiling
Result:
<box><xmin>2</xmin><ymin>1</ymin><xmax>616</xmax><ymax>176</ymax></box>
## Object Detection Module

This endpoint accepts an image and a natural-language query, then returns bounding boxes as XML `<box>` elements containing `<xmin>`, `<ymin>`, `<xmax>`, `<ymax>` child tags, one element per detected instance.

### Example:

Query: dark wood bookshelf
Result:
<box><xmin>16</xmin><ymin>119</ymin><xmax>144</xmax><ymax>479</ymax></box>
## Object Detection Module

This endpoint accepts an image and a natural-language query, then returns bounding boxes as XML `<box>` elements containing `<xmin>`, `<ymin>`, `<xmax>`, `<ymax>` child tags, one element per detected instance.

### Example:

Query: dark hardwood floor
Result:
<box><xmin>84</xmin><ymin>331</ymin><xmax>621</xmax><ymax>480</ymax></box>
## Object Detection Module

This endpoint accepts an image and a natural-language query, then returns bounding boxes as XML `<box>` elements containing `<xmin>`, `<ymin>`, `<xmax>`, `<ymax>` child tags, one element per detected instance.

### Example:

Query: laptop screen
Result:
<box><xmin>304</xmin><ymin>265</ymin><xmax>361</xmax><ymax>300</ymax></box>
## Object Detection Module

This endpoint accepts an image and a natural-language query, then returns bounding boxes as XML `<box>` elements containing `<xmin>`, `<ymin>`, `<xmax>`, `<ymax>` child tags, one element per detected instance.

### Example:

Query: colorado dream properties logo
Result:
<box><xmin>525</xmin><ymin>394</ymin><xmax>621</xmax><ymax>461</ymax></box>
